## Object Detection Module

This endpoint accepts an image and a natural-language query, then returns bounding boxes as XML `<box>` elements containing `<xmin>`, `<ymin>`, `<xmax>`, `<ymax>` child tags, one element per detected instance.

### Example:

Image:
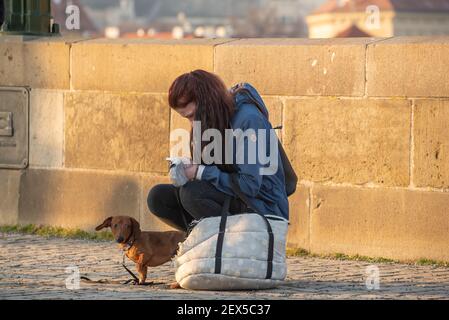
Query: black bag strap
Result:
<box><xmin>214</xmin><ymin>196</ymin><xmax>231</xmax><ymax>274</ymax></box>
<box><xmin>227</xmin><ymin>173</ymin><xmax>274</xmax><ymax>280</ymax></box>
<box><xmin>214</xmin><ymin>190</ymin><xmax>274</xmax><ymax>279</ymax></box>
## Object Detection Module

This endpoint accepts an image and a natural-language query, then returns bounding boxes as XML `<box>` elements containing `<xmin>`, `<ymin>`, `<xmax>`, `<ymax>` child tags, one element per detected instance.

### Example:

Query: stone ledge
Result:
<box><xmin>215</xmin><ymin>38</ymin><xmax>380</xmax><ymax>96</ymax></box>
<box><xmin>71</xmin><ymin>38</ymin><xmax>233</xmax><ymax>93</ymax></box>
<box><xmin>367</xmin><ymin>36</ymin><xmax>449</xmax><ymax>97</ymax></box>
<box><xmin>0</xmin><ymin>36</ymin><xmax>71</xmax><ymax>89</ymax></box>
<box><xmin>2</xmin><ymin>36</ymin><xmax>449</xmax><ymax>98</ymax></box>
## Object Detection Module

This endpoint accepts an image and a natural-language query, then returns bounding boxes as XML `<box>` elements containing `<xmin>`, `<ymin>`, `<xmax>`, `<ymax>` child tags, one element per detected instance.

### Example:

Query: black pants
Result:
<box><xmin>147</xmin><ymin>180</ymin><xmax>246</xmax><ymax>232</ymax></box>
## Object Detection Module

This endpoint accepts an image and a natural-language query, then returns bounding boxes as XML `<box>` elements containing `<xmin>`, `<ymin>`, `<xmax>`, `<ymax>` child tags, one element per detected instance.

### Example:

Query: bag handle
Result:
<box><xmin>230</xmin><ymin>174</ymin><xmax>274</xmax><ymax>279</ymax></box>
<box><xmin>214</xmin><ymin>173</ymin><xmax>274</xmax><ymax>279</ymax></box>
<box><xmin>214</xmin><ymin>196</ymin><xmax>231</xmax><ymax>275</ymax></box>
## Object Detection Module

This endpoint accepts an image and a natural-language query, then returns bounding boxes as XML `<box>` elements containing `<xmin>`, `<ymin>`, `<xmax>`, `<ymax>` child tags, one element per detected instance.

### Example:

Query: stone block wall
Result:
<box><xmin>1</xmin><ymin>36</ymin><xmax>448</xmax><ymax>262</ymax></box>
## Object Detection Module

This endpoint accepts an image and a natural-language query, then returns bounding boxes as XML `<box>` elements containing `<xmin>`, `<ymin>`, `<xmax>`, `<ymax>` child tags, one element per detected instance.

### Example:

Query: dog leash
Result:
<box><xmin>80</xmin><ymin>253</ymin><xmax>163</xmax><ymax>286</ymax></box>
<box><xmin>121</xmin><ymin>253</ymin><xmax>140</xmax><ymax>283</ymax></box>
<box><xmin>80</xmin><ymin>276</ymin><xmax>135</xmax><ymax>285</ymax></box>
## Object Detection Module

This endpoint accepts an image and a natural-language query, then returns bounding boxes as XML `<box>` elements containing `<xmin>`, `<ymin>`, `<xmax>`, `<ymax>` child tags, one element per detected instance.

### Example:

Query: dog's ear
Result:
<box><xmin>130</xmin><ymin>217</ymin><xmax>141</xmax><ymax>239</ymax></box>
<box><xmin>95</xmin><ymin>217</ymin><xmax>112</xmax><ymax>231</ymax></box>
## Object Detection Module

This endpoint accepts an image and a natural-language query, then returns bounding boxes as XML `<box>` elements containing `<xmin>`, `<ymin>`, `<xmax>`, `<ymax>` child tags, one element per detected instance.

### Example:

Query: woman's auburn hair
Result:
<box><xmin>168</xmin><ymin>70</ymin><xmax>236</xmax><ymax>171</ymax></box>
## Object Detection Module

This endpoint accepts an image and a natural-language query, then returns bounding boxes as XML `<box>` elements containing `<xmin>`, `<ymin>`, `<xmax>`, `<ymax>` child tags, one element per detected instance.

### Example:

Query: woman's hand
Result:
<box><xmin>184</xmin><ymin>164</ymin><xmax>199</xmax><ymax>181</ymax></box>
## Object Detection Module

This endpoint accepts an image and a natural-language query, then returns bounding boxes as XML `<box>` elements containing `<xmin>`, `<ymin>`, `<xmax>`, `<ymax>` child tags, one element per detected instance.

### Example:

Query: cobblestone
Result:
<box><xmin>1</xmin><ymin>234</ymin><xmax>448</xmax><ymax>300</ymax></box>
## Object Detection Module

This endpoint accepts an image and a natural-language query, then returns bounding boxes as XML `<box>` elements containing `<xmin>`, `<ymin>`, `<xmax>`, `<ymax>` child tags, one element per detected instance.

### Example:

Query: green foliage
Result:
<box><xmin>0</xmin><ymin>224</ymin><xmax>113</xmax><ymax>241</ymax></box>
<box><xmin>287</xmin><ymin>247</ymin><xmax>449</xmax><ymax>268</ymax></box>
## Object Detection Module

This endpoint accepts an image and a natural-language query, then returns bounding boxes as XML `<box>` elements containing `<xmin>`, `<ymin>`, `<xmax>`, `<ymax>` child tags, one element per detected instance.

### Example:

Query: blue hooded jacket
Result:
<box><xmin>196</xmin><ymin>83</ymin><xmax>289</xmax><ymax>220</ymax></box>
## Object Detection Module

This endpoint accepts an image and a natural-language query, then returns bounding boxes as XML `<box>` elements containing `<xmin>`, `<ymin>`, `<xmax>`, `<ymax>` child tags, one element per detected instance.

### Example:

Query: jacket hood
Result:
<box><xmin>230</xmin><ymin>83</ymin><xmax>269</xmax><ymax>120</ymax></box>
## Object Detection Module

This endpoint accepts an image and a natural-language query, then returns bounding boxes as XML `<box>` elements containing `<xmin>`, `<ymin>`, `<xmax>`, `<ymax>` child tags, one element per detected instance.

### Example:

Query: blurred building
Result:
<box><xmin>231</xmin><ymin>0</ymin><xmax>311</xmax><ymax>37</ymax></box>
<box><xmin>85</xmin><ymin>0</ymin><xmax>151</xmax><ymax>37</ymax></box>
<box><xmin>307</xmin><ymin>0</ymin><xmax>449</xmax><ymax>38</ymax></box>
<box><xmin>52</xmin><ymin>0</ymin><xmax>98</xmax><ymax>36</ymax></box>
<box><xmin>71</xmin><ymin>0</ymin><xmax>327</xmax><ymax>39</ymax></box>
<box><xmin>334</xmin><ymin>24</ymin><xmax>371</xmax><ymax>37</ymax></box>
<box><xmin>268</xmin><ymin>0</ymin><xmax>326</xmax><ymax>24</ymax></box>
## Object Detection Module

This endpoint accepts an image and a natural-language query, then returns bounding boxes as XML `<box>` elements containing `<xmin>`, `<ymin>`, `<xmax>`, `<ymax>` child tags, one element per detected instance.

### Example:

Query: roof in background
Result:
<box><xmin>312</xmin><ymin>0</ymin><xmax>449</xmax><ymax>15</ymax></box>
<box><xmin>122</xmin><ymin>32</ymin><xmax>195</xmax><ymax>39</ymax></box>
<box><xmin>335</xmin><ymin>24</ymin><xmax>372</xmax><ymax>37</ymax></box>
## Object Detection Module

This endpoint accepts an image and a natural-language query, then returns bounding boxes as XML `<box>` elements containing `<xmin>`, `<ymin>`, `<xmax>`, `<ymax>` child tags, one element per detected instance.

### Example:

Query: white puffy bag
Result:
<box><xmin>173</xmin><ymin>174</ymin><xmax>289</xmax><ymax>290</ymax></box>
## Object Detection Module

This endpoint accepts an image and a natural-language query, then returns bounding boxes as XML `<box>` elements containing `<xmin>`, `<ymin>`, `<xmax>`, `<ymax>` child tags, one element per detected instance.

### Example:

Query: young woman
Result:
<box><xmin>147</xmin><ymin>70</ymin><xmax>288</xmax><ymax>232</ymax></box>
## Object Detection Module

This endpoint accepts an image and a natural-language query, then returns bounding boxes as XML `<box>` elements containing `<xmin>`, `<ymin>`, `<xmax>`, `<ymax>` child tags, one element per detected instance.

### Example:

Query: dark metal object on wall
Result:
<box><xmin>0</xmin><ymin>87</ymin><xmax>29</xmax><ymax>170</ymax></box>
<box><xmin>0</xmin><ymin>0</ymin><xmax>5</xmax><ymax>27</ymax></box>
<box><xmin>0</xmin><ymin>0</ymin><xmax>59</xmax><ymax>36</ymax></box>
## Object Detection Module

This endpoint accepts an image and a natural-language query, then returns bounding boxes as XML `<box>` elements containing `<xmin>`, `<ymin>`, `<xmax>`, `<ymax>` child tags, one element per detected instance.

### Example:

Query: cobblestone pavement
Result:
<box><xmin>1</xmin><ymin>233</ymin><xmax>449</xmax><ymax>300</ymax></box>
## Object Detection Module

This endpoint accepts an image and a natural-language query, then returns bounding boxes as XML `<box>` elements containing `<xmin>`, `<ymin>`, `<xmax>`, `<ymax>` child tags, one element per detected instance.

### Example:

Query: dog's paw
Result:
<box><xmin>169</xmin><ymin>282</ymin><xmax>181</xmax><ymax>289</ymax></box>
<box><xmin>130</xmin><ymin>279</ymin><xmax>139</xmax><ymax>285</ymax></box>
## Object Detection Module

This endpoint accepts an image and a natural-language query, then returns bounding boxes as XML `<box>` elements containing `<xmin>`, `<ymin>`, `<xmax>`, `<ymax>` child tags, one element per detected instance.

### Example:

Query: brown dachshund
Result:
<box><xmin>95</xmin><ymin>216</ymin><xmax>186</xmax><ymax>285</ymax></box>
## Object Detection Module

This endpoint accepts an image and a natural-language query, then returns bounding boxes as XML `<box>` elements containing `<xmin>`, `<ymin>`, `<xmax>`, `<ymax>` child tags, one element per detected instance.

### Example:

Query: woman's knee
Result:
<box><xmin>179</xmin><ymin>180</ymin><xmax>222</xmax><ymax>218</ymax></box>
<box><xmin>147</xmin><ymin>184</ymin><xmax>170</xmax><ymax>217</ymax></box>
<box><xmin>178</xmin><ymin>180</ymin><xmax>204</xmax><ymax>209</ymax></box>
